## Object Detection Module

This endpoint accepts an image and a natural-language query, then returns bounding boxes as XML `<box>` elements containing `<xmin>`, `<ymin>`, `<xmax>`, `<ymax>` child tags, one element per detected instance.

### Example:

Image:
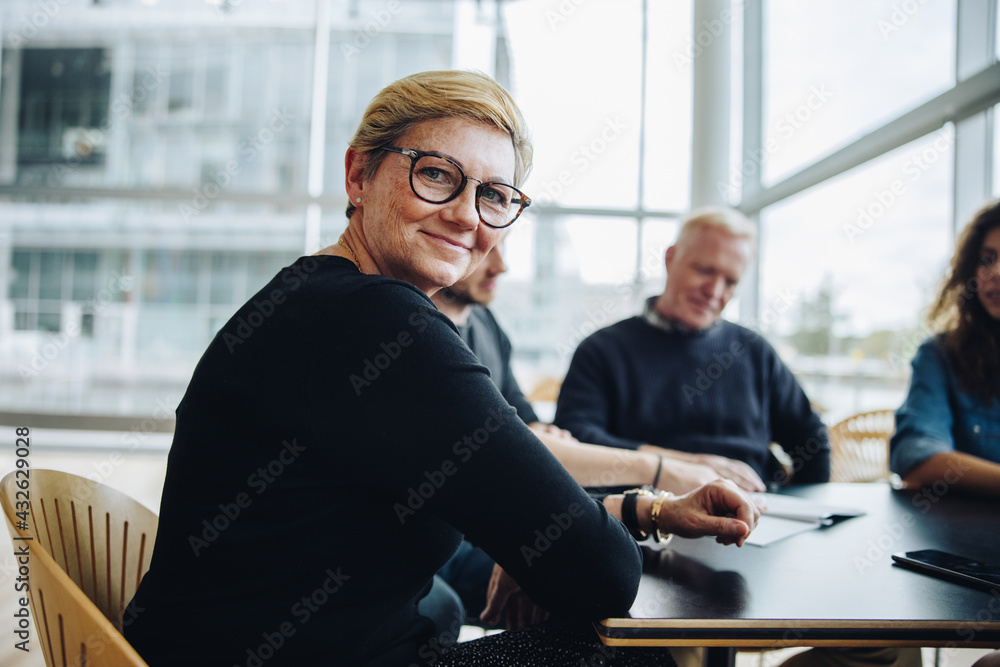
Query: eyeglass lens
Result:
<box><xmin>412</xmin><ymin>154</ymin><xmax>522</xmax><ymax>226</ymax></box>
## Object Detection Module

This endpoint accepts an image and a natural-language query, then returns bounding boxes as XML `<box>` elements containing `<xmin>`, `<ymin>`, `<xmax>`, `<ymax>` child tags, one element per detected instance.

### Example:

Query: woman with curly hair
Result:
<box><xmin>890</xmin><ymin>200</ymin><xmax>1000</xmax><ymax>499</ymax></box>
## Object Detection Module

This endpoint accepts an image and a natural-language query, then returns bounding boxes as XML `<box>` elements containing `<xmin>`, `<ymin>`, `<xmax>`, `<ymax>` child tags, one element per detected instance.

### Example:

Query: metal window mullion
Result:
<box><xmin>739</xmin><ymin>0</ymin><xmax>764</xmax><ymax>325</ymax></box>
<box><xmin>304</xmin><ymin>0</ymin><xmax>332</xmax><ymax>255</ymax></box>
<box><xmin>691</xmin><ymin>0</ymin><xmax>732</xmax><ymax>209</ymax></box>
<box><xmin>636</xmin><ymin>0</ymin><xmax>649</xmax><ymax>289</ymax></box>
<box><xmin>739</xmin><ymin>61</ymin><xmax>1000</xmax><ymax>215</ymax></box>
<box><xmin>952</xmin><ymin>0</ymin><xmax>997</xmax><ymax>234</ymax></box>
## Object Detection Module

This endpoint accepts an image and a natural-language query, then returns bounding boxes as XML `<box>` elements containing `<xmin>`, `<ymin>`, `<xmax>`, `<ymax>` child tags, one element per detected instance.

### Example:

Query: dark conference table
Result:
<box><xmin>595</xmin><ymin>483</ymin><xmax>1000</xmax><ymax>665</ymax></box>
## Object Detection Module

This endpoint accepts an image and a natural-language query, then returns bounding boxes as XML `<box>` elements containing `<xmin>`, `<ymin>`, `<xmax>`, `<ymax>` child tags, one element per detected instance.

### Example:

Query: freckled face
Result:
<box><xmin>977</xmin><ymin>226</ymin><xmax>1000</xmax><ymax>320</ymax></box>
<box><xmin>356</xmin><ymin>117</ymin><xmax>516</xmax><ymax>295</ymax></box>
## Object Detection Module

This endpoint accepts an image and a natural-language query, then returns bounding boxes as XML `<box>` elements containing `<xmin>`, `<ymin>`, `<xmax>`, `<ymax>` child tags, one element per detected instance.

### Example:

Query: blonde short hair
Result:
<box><xmin>675</xmin><ymin>206</ymin><xmax>756</xmax><ymax>248</ymax></box>
<box><xmin>346</xmin><ymin>70</ymin><xmax>533</xmax><ymax>218</ymax></box>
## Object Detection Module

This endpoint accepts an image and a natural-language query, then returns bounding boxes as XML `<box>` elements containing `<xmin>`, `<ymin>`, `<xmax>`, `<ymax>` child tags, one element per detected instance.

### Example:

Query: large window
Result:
<box><xmin>0</xmin><ymin>2</ymin><xmax>458</xmax><ymax>418</ymax></box>
<box><xmin>762</xmin><ymin>0</ymin><xmax>956</xmax><ymax>185</ymax></box>
<box><xmin>0</xmin><ymin>0</ymin><xmax>998</xmax><ymax>429</ymax></box>
<box><xmin>496</xmin><ymin>0</ymin><xmax>692</xmax><ymax>382</ymax></box>
<box><xmin>0</xmin><ymin>0</ymin><xmax>697</xmax><ymax>419</ymax></box>
<box><xmin>758</xmin><ymin>129</ymin><xmax>954</xmax><ymax>419</ymax></box>
<box><xmin>750</xmin><ymin>0</ymin><xmax>997</xmax><ymax>423</ymax></box>
<box><xmin>17</xmin><ymin>48</ymin><xmax>111</xmax><ymax>169</ymax></box>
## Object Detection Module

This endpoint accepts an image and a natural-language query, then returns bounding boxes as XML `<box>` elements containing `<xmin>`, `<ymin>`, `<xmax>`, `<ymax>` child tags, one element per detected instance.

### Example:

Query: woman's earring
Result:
<box><xmin>355</xmin><ymin>198</ymin><xmax>362</xmax><ymax>204</ymax></box>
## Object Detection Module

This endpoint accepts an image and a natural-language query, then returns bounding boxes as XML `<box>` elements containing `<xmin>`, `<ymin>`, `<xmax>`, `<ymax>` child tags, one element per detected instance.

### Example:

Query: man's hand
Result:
<box><xmin>655</xmin><ymin>457</ymin><xmax>727</xmax><ymax>494</ymax></box>
<box><xmin>657</xmin><ymin>478</ymin><xmax>760</xmax><ymax>547</ymax></box>
<box><xmin>479</xmin><ymin>564</ymin><xmax>549</xmax><ymax>629</ymax></box>
<box><xmin>528</xmin><ymin>422</ymin><xmax>578</xmax><ymax>443</ymax></box>
<box><xmin>653</xmin><ymin>448</ymin><xmax>766</xmax><ymax>492</ymax></box>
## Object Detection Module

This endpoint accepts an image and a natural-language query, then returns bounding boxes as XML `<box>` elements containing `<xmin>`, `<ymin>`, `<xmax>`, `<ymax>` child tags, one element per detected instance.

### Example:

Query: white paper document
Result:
<box><xmin>745</xmin><ymin>492</ymin><xmax>865</xmax><ymax>547</ymax></box>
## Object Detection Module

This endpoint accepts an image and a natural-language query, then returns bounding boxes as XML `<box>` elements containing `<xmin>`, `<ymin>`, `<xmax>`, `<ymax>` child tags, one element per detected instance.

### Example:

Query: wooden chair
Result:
<box><xmin>1</xmin><ymin>468</ymin><xmax>156</xmax><ymax>667</ymax></box>
<box><xmin>527</xmin><ymin>377</ymin><xmax>562</xmax><ymax>403</ymax></box>
<box><xmin>827</xmin><ymin>409</ymin><xmax>896</xmax><ymax>483</ymax></box>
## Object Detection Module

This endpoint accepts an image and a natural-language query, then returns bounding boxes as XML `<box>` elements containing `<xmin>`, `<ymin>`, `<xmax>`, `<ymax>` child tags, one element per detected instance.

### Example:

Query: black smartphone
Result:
<box><xmin>892</xmin><ymin>549</ymin><xmax>1000</xmax><ymax>591</ymax></box>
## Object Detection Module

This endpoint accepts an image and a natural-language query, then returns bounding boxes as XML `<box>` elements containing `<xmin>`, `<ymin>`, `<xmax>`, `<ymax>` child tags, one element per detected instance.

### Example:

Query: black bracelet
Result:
<box><xmin>652</xmin><ymin>455</ymin><xmax>664</xmax><ymax>489</ymax></box>
<box><xmin>621</xmin><ymin>489</ymin><xmax>651</xmax><ymax>541</ymax></box>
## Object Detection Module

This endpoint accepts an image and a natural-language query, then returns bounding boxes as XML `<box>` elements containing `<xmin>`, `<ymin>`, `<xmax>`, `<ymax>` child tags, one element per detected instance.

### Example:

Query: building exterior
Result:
<box><xmin>0</xmin><ymin>0</ymin><xmax>506</xmax><ymax>419</ymax></box>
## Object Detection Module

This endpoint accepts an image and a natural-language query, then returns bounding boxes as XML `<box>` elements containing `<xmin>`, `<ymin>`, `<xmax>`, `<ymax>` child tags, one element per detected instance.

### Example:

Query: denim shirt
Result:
<box><xmin>890</xmin><ymin>337</ymin><xmax>1000</xmax><ymax>476</ymax></box>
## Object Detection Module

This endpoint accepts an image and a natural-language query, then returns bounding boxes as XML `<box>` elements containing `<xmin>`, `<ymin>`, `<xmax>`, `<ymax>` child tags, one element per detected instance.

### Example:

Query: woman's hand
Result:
<box><xmin>479</xmin><ymin>563</ymin><xmax>550</xmax><ymax>629</ymax></box>
<box><xmin>656</xmin><ymin>478</ymin><xmax>760</xmax><ymax>547</ymax></box>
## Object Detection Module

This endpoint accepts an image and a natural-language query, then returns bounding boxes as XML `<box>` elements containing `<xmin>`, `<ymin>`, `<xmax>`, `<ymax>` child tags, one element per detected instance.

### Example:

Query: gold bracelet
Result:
<box><xmin>649</xmin><ymin>490</ymin><xmax>674</xmax><ymax>545</ymax></box>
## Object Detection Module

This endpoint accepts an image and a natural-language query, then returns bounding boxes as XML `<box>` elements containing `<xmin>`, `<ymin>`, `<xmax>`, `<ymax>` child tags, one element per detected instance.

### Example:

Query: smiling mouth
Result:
<box><xmin>422</xmin><ymin>231</ymin><xmax>470</xmax><ymax>251</ymax></box>
<box><xmin>689</xmin><ymin>298</ymin><xmax>712</xmax><ymax>312</ymax></box>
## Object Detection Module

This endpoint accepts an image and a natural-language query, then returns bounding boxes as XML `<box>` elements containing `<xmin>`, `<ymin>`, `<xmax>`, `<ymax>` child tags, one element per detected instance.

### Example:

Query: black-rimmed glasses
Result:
<box><xmin>380</xmin><ymin>146</ymin><xmax>530</xmax><ymax>228</ymax></box>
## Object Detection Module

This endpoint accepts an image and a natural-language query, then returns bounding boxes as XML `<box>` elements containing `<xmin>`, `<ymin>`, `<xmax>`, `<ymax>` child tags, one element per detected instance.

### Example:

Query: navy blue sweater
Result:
<box><xmin>458</xmin><ymin>305</ymin><xmax>538</xmax><ymax>425</ymax></box>
<box><xmin>554</xmin><ymin>317</ymin><xmax>830</xmax><ymax>486</ymax></box>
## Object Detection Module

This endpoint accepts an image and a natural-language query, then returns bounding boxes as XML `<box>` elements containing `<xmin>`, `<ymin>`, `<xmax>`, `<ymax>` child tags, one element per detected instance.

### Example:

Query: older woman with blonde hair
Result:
<box><xmin>124</xmin><ymin>70</ymin><xmax>757</xmax><ymax>666</ymax></box>
<box><xmin>891</xmin><ymin>199</ymin><xmax>1000</xmax><ymax>499</ymax></box>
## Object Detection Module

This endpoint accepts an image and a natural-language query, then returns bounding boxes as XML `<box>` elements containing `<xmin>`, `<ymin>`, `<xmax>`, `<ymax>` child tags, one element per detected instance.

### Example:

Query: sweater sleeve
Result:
<box><xmin>310</xmin><ymin>283</ymin><xmax>642</xmax><ymax>620</ymax></box>
<box><xmin>890</xmin><ymin>338</ymin><xmax>956</xmax><ymax>476</ymax></box>
<box><xmin>763</xmin><ymin>338</ymin><xmax>831</xmax><ymax>484</ymax></box>
<box><xmin>554</xmin><ymin>332</ymin><xmax>646</xmax><ymax>450</ymax></box>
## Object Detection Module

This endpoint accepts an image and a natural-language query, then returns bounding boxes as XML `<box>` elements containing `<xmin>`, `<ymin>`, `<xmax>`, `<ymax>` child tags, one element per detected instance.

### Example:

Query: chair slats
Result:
<box><xmin>38</xmin><ymin>587</ymin><xmax>56</xmax><ymax>667</ymax></box>
<box><xmin>136</xmin><ymin>531</ymin><xmax>147</xmax><ymax>593</ymax></box>
<box><xmin>70</xmin><ymin>501</ymin><xmax>86</xmax><ymax>602</ymax></box>
<box><xmin>120</xmin><ymin>519</ymin><xmax>130</xmax><ymax>627</ymax></box>
<box><xmin>53</xmin><ymin>499</ymin><xmax>68</xmax><ymax>576</ymax></box>
<box><xmin>104</xmin><ymin>510</ymin><xmax>113</xmax><ymax>624</ymax></box>
<box><xmin>58</xmin><ymin>614</ymin><xmax>67</xmax><ymax>667</ymax></box>
<box><xmin>1</xmin><ymin>469</ymin><xmax>156</xmax><ymax>667</ymax></box>
<box><xmin>38</xmin><ymin>497</ymin><xmax>56</xmax><ymax>565</ymax></box>
<box><xmin>828</xmin><ymin>409</ymin><xmax>895</xmax><ymax>483</ymax></box>
<box><xmin>87</xmin><ymin>505</ymin><xmax>99</xmax><ymax>611</ymax></box>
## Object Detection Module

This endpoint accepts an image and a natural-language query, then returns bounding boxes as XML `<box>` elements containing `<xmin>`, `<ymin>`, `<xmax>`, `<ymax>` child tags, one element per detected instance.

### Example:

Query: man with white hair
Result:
<box><xmin>555</xmin><ymin>206</ymin><xmax>831</xmax><ymax>489</ymax></box>
<box><xmin>560</xmin><ymin>208</ymin><xmax>919</xmax><ymax>667</ymax></box>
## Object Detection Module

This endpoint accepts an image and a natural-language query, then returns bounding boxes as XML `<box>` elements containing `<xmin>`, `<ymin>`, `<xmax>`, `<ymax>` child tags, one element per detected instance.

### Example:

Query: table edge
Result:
<box><xmin>593</xmin><ymin>619</ymin><xmax>1000</xmax><ymax>648</ymax></box>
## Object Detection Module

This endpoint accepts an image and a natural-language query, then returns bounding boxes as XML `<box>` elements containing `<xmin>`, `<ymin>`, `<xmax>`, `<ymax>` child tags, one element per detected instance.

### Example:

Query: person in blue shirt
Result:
<box><xmin>890</xmin><ymin>200</ymin><xmax>1000</xmax><ymax>499</ymax></box>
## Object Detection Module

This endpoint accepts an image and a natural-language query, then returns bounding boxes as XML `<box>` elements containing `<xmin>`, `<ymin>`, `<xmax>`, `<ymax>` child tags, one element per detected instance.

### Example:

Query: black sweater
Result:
<box><xmin>458</xmin><ymin>305</ymin><xmax>538</xmax><ymax>424</ymax></box>
<box><xmin>554</xmin><ymin>317</ymin><xmax>830</xmax><ymax>485</ymax></box>
<box><xmin>125</xmin><ymin>256</ymin><xmax>641</xmax><ymax>666</ymax></box>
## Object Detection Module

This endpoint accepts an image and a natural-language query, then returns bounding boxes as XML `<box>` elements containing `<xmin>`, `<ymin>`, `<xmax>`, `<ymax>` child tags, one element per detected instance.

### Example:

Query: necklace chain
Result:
<box><xmin>338</xmin><ymin>235</ymin><xmax>361</xmax><ymax>271</ymax></box>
